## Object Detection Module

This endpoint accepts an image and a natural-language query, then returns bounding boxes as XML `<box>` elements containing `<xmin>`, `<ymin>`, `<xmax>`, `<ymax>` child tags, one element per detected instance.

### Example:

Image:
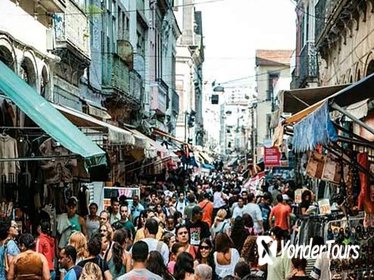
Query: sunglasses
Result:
<box><xmin>200</xmin><ymin>245</ymin><xmax>210</xmax><ymax>250</ymax></box>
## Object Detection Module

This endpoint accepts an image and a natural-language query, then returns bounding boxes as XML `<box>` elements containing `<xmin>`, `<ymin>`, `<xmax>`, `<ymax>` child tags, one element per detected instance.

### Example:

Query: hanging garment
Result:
<box><xmin>77</xmin><ymin>185</ymin><xmax>89</xmax><ymax>217</ymax></box>
<box><xmin>0</xmin><ymin>134</ymin><xmax>20</xmax><ymax>181</ymax></box>
<box><xmin>39</xmin><ymin>138</ymin><xmax>76</xmax><ymax>184</ymax></box>
<box><xmin>357</xmin><ymin>153</ymin><xmax>374</xmax><ymax>214</ymax></box>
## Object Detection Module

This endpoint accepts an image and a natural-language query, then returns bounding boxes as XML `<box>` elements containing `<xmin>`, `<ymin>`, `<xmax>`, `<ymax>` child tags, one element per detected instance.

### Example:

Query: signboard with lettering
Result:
<box><xmin>103</xmin><ymin>187</ymin><xmax>140</xmax><ymax>209</ymax></box>
<box><xmin>264</xmin><ymin>147</ymin><xmax>281</xmax><ymax>167</ymax></box>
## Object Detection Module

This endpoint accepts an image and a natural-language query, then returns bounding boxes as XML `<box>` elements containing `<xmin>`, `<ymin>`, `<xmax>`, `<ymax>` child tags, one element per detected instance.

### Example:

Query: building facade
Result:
<box><xmin>255</xmin><ymin>50</ymin><xmax>292</xmax><ymax>159</ymax></box>
<box><xmin>174</xmin><ymin>0</ymin><xmax>205</xmax><ymax>145</ymax></box>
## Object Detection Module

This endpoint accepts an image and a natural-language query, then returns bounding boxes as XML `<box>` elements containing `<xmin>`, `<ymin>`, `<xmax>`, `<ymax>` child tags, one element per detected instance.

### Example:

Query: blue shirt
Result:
<box><xmin>64</xmin><ymin>266</ymin><xmax>82</xmax><ymax>280</ymax></box>
<box><xmin>0</xmin><ymin>240</ymin><xmax>20</xmax><ymax>280</ymax></box>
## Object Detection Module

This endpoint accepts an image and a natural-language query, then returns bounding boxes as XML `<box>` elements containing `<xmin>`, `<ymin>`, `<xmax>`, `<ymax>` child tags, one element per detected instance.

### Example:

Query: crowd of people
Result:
<box><xmin>0</xmin><ymin>172</ymin><xmax>323</xmax><ymax>280</ymax></box>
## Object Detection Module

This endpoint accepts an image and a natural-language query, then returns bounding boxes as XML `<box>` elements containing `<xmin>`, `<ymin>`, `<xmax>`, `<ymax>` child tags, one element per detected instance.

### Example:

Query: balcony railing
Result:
<box><xmin>150</xmin><ymin>78</ymin><xmax>169</xmax><ymax>114</ymax></box>
<box><xmin>292</xmin><ymin>42</ymin><xmax>318</xmax><ymax>88</ymax></box>
<box><xmin>54</xmin><ymin>1</ymin><xmax>89</xmax><ymax>56</ymax></box>
<box><xmin>172</xmin><ymin>89</ymin><xmax>180</xmax><ymax>114</ymax></box>
<box><xmin>102</xmin><ymin>54</ymin><xmax>130</xmax><ymax>94</ymax></box>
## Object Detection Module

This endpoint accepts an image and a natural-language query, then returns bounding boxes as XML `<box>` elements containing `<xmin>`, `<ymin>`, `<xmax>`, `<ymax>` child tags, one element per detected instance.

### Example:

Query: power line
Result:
<box><xmin>1</xmin><ymin>0</ymin><xmax>224</xmax><ymax>17</ymax></box>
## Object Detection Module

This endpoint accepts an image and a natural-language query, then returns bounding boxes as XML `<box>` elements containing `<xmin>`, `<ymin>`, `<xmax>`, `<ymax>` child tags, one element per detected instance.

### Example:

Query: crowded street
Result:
<box><xmin>0</xmin><ymin>0</ymin><xmax>374</xmax><ymax>279</ymax></box>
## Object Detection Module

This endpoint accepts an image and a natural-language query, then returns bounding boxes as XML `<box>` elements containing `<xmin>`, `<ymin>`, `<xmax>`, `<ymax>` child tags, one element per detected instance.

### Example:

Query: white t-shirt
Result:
<box><xmin>232</xmin><ymin>205</ymin><xmax>244</xmax><ymax>218</ymax></box>
<box><xmin>118</xmin><ymin>268</ymin><xmax>162</xmax><ymax>280</ymax></box>
<box><xmin>213</xmin><ymin>248</ymin><xmax>240</xmax><ymax>278</ymax></box>
<box><xmin>141</xmin><ymin>238</ymin><xmax>169</xmax><ymax>266</ymax></box>
<box><xmin>175</xmin><ymin>199</ymin><xmax>186</xmax><ymax>215</ymax></box>
<box><xmin>213</xmin><ymin>191</ymin><xmax>226</xmax><ymax>208</ymax></box>
<box><xmin>310</xmin><ymin>252</ymin><xmax>331</xmax><ymax>280</ymax></box>
<box><xmin>242</xmin><ymin>203</ymin><xmax>263</xmax><ymax>233</ymax></box>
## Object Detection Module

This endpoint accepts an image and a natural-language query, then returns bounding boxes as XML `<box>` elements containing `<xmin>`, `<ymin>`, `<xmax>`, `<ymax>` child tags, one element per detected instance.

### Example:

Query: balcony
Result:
<box><xmin>315</xmin><ymin>0</ymin><xmax>357</xmax><ymax>46</ymax></box>
<box><xmin>54</xmin><ymin>0</ymin><xmax>89</xmax><ymax>59</ymax></box>
<box><xmin>150</xmin><ymin>78</ymin><xmax>169</xmax><ymax>115</ymax></box>
<box><xmin>172</xmin><ymin>89</ymin><xmax>180</xmax><ymax>114</ymax></box>
<box><xmin>292</xmin><ymin>42</ymin><xmax>318</xmax><ymax>88</ymax></box>
<box><xmin>102</xmin><ymin>54</ymin><xmax>130</xmax><ymax>95</ymax></box>
<box><xmin>40</xmin><ymin>0</ymin><xmax>66</xmax><ymax>13</ymax></box>
<box><xmin>136</xmin><ymin>0</ymin><xmax>148</xmax><ymax>27</ymax></box>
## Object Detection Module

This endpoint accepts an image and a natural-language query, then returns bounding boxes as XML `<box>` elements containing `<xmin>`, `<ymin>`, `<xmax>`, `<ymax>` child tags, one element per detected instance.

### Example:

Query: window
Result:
<box><xmin>267</xmin><ymin>72</ymin><xmax>279</xmax><ymax>100</ymax></box>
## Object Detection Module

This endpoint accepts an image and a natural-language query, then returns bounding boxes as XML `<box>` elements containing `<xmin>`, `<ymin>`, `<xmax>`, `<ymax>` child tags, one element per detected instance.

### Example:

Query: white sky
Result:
<box><xmin>196</xmin><ymin>0</ymin><xmax>296</xmax><ymax>88</ymax></box>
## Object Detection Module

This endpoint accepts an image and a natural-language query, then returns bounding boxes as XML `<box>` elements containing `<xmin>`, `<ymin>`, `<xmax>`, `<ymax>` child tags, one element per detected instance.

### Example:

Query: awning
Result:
<box><xmin>285</xmin><ymin>72</ymin><xmax>374</xmax><ymax>125</ymax></box>
<box><xmin>0</xmin><ymin>61</ymin><xmax>106</xmax><ymax>166</ymax></box>
<box><xmin>53</xmin><ymin>104</ymin><xmax>135</xmax><ymax>145</ymax></box>
<box><xmin>152</xmin><ymin>127</ymin><xmax>189</xmax><ymax>146</ymax></box>
<box><xmin>279</xmin><ymin>84</ymin><xmax>348</xmax><ymax>114</ymax></box>
<box><xmin>198</xmin><ymin>151</ymin><xmax>214</xmax><ymax>164</ymax></box>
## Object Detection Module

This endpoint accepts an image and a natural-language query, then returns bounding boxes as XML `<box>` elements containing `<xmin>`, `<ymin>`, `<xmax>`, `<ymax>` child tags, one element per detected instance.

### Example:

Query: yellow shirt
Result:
<box><xmin>134</xmin><ymin>226</ymin><xmax>164</xmax><ymax>243</ymax></box>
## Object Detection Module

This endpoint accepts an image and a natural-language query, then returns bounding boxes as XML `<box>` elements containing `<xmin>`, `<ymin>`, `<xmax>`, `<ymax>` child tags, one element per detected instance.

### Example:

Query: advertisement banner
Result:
<box><xmin>264</xmin><ymin>147</ymin><xmax>281</xmax><ymax>166</ymax></box>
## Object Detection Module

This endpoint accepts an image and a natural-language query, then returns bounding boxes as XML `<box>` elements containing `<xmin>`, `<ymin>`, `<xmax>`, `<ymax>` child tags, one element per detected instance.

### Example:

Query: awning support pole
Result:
<box><xmin>331</xmin><ymin>103</ymin><xmax>374</xmax><ymax>135</ymax></box>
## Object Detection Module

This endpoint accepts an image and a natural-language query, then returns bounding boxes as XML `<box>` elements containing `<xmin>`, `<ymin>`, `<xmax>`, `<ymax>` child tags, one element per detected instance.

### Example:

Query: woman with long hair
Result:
<box><xmin>174</xmin><ymin>252</ymin><xmax>194</xmax><ymax>280</ymax></box>
<box><xmin>104</xmin><ymin>228</ymin><xmax>131</xmax><ymax>278</ymax></box>
<box><xmin>195</xmin><ymin>238</ymin><xmax>217</xmax><ymax>280</ymax></box>
<box><xmin>213</xmin><ymin>233</ymin><xmax>240</xmax><ymax>279</ymax></box>
<box><xmin>68</xmin><ymin>232</ymin><xmax>89</xmax><ymax>263</ymax></box>
<box><xmin>230</xmin><ymin>216</ymin><xmax>250</xmax><ymax>253</ymax></box>
<box><xmin>147</xmin><ymin>251</ymin><xmax>174</xmax><ymax>280</ymax></box>
<box><xmin>80</xmin><ymin>262</ymin><xmax>103</xmax><ymax>280</ymax></box>
<box><xmin>242</xmin><ymin>213</ymin><xmax>256</xmax><ymax>235</ymax></box>
<box><xmin>210</xmin><ymin>209</ymin><xmax>230</xmax><ymax>240</ymax></box>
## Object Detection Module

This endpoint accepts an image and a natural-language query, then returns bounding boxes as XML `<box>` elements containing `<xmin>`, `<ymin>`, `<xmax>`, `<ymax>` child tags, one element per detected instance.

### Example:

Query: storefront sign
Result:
<box><xmin>318</xmin><ymin>199</ymin><xmax>331</xmax><ymax>215</ymax></box>
<box><xmin>264</xmin><ymin>147</ymin><xmax>281</xmax><ymax>167</ymax></box>
<box><xmin>103</xmin><ymin>187</ymin><xmax>140</xmax><ymax>209</ymax></box>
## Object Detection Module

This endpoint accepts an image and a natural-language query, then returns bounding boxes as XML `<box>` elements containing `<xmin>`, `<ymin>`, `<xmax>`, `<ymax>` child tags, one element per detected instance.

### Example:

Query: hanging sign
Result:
<box><xmin>318</xmin><ymin>199</ymin><xmax>331</xmax><ymax>215</ymax></box>
<box><xmin>264</xmin><ymin>147</ymin><xmax>281</xmax><ymax>167</ymax></box>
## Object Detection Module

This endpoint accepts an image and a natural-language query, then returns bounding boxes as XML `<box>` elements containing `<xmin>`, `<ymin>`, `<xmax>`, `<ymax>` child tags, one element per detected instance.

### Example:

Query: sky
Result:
<box><xmin>196</xmin><ymin>0</ymin><xmax>296</xmax><ymax>89</ymax></box>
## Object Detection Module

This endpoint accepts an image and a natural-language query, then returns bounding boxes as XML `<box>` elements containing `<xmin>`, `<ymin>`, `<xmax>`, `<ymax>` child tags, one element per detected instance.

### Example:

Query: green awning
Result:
<box><xmin>0</xmin><ymin>61</ymin><xmax>106</xmax><ymax>167</ymax></box>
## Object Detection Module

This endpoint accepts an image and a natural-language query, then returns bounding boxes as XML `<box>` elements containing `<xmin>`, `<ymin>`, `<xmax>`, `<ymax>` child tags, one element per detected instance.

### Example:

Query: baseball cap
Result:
<box><xmin>192</xmin><ymin>206</ymin><xmax>203</xmax><ymax>215</ymax></box>
<box><xmin>282</xmin><ymin>194</ymin><xmax>290</xmax><ymax>201</ymax></box>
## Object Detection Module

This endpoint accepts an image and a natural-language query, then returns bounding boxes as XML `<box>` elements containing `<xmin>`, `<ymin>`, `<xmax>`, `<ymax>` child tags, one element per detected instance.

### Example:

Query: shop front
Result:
<box><xmin>280</xmin><ymin>73</ymin><xmax>374</xmax><ymax>279</ymax></box>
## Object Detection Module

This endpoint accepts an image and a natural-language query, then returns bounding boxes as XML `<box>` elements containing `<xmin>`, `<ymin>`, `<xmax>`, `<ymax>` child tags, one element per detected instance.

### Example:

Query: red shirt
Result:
<box><xmin>36</xmin><ymin>233</ymin><xmax>55</xmax><ymax>271</ymax></box>
<box><xmin>198</xmin><ymin>199</ymin><xmax>213</xmax><ymax>227</ymax></box>
<box><xmin>270</xmin><ymin>203</ymin><xmax>291</xmax><ymax>231</ymax></box>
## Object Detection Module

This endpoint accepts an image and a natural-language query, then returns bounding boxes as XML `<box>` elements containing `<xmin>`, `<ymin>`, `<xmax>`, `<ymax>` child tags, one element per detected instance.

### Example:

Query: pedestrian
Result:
<box><xmin>109</xmin><ymin>198</ymin><xmax>121</xmax><ymax>225</ymax></box>
<box><xmin>7</xmin><ymin>233</ymin><xmax>51</xmax><ymax>280</ymax></box>
<box><xmin>147</xmin><ymin>251</ymin><xmax>175</xmax><ymax>280</ymax></box>
<box><xmin>174</xmin><ymin>252</ymin><xmax>195</xmax><ymax>280</ymax></box>
<box><xmin>185</xmin><ymin>206</ymin><xmax>210</xmax><ymax>247</ymax></box>
<box><xmin>58</xmin><ymin>245</ymin><xmax>83</xmax><ymax>280</ymax></box>
<box><xmin>230</xmin><ymin>216</ymin><xmax>249</xmax><ymax>253</ymax></box>
<box><xmin>114</xmin><ymin>205</ymin><xmax>135</xmax><ymax>239</ymax></box>
<box><xmin>268</xmin><ymin>194</ymin><xmax>292</xmax><ymax>237</ymax></box>
<box><xmin>195</xmin><ymin>264</ymin><xmax>212</xmax><ymax>280</ymax></box>
<box><xmin>86</xmin><ymin>203</ymin><xmax>101</xmax><ymax>239</ymax></box>
<box><xmin>195</xmin><ymin>238</ymin><xmax>217</xmax><ymax>279</ymax></box>
<box><xmin>36</xmin><ymin>220</ymin><xmax>56</xmax><ymax>280</ymax></box>
<box><xmin>232</xmin><ymin>196</ymin><xmax>245</xmax><ymax>218</ymax></box>
<box><xmin>175</xmin><ymin>224</ymin><xmax>196</xmax><ymax>259</ymax></box>
<box><xmin>118</xmin><ymin>241</ymin><xmax>162</xmax><ymax>280</ymax></box>
<box><xmin>198</xmin><ymin>192</ymin><xmax>214</xmax><ymax>227</ymax></box>
<box><xmin>210</xmin><ymin>209</ymin><xmax>230</xmax><ymax>239</ymax></box>
<box><xmin>242</xmin><ymin>193</ymin><xmax>264</xmax><ymax>234</ymax></box>
<box><xmin>80</xmin><ymin>263</ymin><xmax>103</xmax><ymax>280</ymax></box>
<box><xmin>68</xmin><ymin>231</ymin><xmax>89</xmax><ymax>264</ymax></box>
<box><xmin>213</xmin><ymin>233</ymin><xmax>240</xmax><ymax>279</ymax></box>
<box><xmin>259</xmin><ymin>192</ymin><xmax>272</xmax><ymax>233</ymax></box>
<box><xmin>0</xmin><ymin>220</ymin><xmax>20</xmax><ymax>279</ymax></box>
<box><xmin>288</xmin><ymin>258</ymin><xmax>311</xmax><ymax>279</ymax></box>
<box><xmin>134</xmin><ymin>210</ymin><xmax>163</xmax><ymax>242</ymax></box>
<box><xmin>234</xmin><ymin>261</ymin><xmax>251</xmax><ymax>279</ymax></box>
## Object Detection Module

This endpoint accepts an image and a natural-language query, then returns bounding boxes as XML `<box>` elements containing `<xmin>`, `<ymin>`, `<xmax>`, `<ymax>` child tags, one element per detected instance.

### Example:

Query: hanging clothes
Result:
<box><xmin>0</xmin><ymin>134</ymin><xmax>20</xmax><ymax>181</ymax></box>
<box><xmin>357</xmin><ymin>153</ymin><xmax>374</xmax><ymax>214</ymax></box>
<box><xmin>39</xmin><ymin>138</ymin><xmax>76</xmax><ymax>185</ymax></box>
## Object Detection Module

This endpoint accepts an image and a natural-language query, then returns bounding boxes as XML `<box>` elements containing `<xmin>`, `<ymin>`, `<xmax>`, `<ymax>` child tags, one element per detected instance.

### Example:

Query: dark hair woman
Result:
<box><xmin>196</xmin><ymin>238</ymin><xmax>218</xmax><ymax>280</ymax></box>
<box><xmin>147</xmin><ymin>251</ymin><xmax>174</xmax><ymax>280</ymax></box>
<box><xmin>230</xmin><ymin>216</ymin><xmax>249</xmax><ymax>253</ymax></box>
<box><xmin>174</xmin><ymin>252</ymin><xmax>194</xmax><ymax>280</ymax></box>
<box><xmin>0</xmin><ymin>220</ymin><xmax>20</xmax><ymax>279</ymax></box>
<box><xmin>213</xmin><ymin>233</ymin><xmax>240</xmax><ymax>279</ymax></box>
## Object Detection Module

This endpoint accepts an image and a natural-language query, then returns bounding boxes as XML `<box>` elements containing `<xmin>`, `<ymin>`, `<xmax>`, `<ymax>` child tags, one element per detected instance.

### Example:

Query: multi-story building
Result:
<box><xmin>174</xmin><ymin>0</ymin><xmax>204</xmax><ymax>145</ymax></box>
<box><xmin>314</xmin><ymin>0</ymin><xmax>374</xmax><ymax>84</ymax></box>
<box><xmin>291</xmin><ymin>0</ymin><xmax>319</xmax><ymax>89</ymax></box>
<box><xmin>219</xmin><ymin>88</ymin><xmax>251</xmax><ymax>158</ymax></box>
<box><xmin>255</xmin><ymin>50</ymin><xmax>292</xmax><ymax>159</ymax></box>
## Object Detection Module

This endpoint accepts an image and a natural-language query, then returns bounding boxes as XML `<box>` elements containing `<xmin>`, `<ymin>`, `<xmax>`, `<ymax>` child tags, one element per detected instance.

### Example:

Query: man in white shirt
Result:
<box><xmin>242</xmin><ymin>193</ymin><xmax>264</xmax><ymax>233</ymax></box>
<box><xmin>232</xmin><ymin>197</ymin><xmax>245</xmax><ymax>218</ymax></box>
<box><xmin>109</xmin><ymin>197</ymin><xmax>121</xmax><ymax>225</ymax></box>
<box><xmin>136</xmin><ymin>218</ymin><xmax>169</xmax><ymax>265</ymax></box>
